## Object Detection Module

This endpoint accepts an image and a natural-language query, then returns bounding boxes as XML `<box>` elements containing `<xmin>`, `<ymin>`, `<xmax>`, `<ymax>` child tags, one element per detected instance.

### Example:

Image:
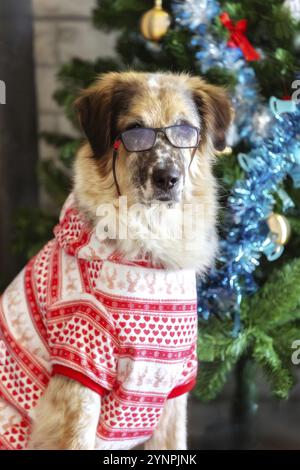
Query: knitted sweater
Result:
<box><xmin>0</xmin><ymin>194</ymin><xmax>198</xmax><ymax>450</ymax></box>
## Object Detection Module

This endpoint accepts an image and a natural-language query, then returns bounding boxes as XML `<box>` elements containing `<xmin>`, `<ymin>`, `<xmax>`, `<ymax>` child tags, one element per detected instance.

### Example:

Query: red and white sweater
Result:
<box><xmin>0</xmin><ymin>194</ymin><xmax>198</xmax><ymax>450</ymax></box>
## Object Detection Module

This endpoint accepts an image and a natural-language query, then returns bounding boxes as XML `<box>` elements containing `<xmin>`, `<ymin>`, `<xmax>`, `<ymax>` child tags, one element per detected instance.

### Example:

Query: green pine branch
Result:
<box><xmin>272</xmin><ymin>322</ymin><xmax>300</xmax><ymax>362</ymax></box>
<box><xmin>244</xmin><ymin>258</ymin><xmax>300</xmax><ymax>329</ymax></box>
<box><xmin>92</xmin><ymin>0</ymin><xmax>154</xmax><ymax>32</ymax></box>
<box><xmin>195</xmin><ymin>357</ymin><xmax>236</xmax><ymax>401</ymax></box>
<box><xmin>38</xmin><ymin>160</ymin><xmax>71</xmax><ymax>207</ymax></box>
<box><xmin>252</xmin><ymin>329</ymin><xmax>295</xmax><ymax>399</ymax></box>
<box><xmin>12</xmin><ymin>208</ymin><xmax>57</xmax><ymax>260</ymax></box>
<box><xmin>41</xmin><ymin>132</ymin><xmax>82</xmax><ymax>168</ymax></box>
<box><xmin>218</xmin><ymin>0</ymin><xmax>300</xmax><ymax>97</ymax></box>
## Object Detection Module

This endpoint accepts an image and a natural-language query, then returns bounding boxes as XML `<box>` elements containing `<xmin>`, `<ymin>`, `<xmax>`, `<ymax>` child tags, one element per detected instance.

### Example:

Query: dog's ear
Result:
<box><xmin>74</xmin><ymin>73</ymin><xmax>136</xmax><ymax>158</ymax></box>
<box><xmin>189</xmin><ymin>77</ymin><xmax>232</xmax><ymax>151</ymax></box>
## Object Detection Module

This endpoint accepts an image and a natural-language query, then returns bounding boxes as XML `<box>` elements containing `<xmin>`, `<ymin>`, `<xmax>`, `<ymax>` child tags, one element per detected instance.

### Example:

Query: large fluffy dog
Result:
<box><xmin>0</xmin><ymin>72</ymin><xmax>231</xmax><ymax>450</ymax></box>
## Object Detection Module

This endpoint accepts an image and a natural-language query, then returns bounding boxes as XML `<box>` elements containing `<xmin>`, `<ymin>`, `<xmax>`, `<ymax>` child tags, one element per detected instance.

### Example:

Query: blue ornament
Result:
<box><xmin>269</xmin><ymin>96</ymin><xmax>297</xmax><ymax>116</ymax></box>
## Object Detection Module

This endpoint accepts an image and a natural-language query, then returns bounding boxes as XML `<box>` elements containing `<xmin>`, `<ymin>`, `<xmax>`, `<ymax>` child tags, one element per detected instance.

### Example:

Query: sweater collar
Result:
<box><xmin>54</xmin><ymin>193</ymin><xmax>163</xmax><ymax>268</ymax></box>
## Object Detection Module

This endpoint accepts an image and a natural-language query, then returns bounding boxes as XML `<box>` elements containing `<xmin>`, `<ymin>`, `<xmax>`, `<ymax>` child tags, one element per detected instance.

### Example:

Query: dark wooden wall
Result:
<box><xmin>0</xmin><ymin>0</ymin><xmax>38</xmax><ymax>286</ymax></box>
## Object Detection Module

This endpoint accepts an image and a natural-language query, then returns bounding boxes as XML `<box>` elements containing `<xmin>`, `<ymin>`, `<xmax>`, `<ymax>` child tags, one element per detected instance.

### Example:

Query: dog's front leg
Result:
<box><xmin>144</xmin><ymin>393</ymin><xmax>188</xmax><ymax>450</ymax></box>
<box><xmin>29</xmin><ymin>375</ymin><xmax>101</xmax><ymax>450</ymax></box>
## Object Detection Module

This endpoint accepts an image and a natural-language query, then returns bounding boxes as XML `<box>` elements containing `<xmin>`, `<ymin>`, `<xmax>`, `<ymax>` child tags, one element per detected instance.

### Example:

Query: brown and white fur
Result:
<box><xmin>29</xmin><ymin>71</ymin><xmax>231</xmax><ymax>450</ymax></box>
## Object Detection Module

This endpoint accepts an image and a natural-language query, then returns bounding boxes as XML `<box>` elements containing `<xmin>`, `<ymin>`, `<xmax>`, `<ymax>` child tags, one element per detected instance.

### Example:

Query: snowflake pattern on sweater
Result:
<box><xmin>0</xmin><ymin>194</ymin><xmax>198</xmax><ymax>450</ymax></box>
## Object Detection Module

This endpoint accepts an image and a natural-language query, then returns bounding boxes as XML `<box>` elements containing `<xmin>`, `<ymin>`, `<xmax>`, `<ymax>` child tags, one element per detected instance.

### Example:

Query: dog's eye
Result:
<box><xmin>125</xmin><ymin>122</ymin><xmax>143</xmax><ymax>131</ymax></box>
<box><xmin>177</xmin><ymin>119</ymin><xmax>192</xmax><ymax>127</ymax></box>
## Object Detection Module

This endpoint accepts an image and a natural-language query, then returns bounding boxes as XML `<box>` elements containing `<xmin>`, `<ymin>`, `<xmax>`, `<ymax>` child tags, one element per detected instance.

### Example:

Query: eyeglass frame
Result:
<box><xmin>116</xmin><ymin>124</ymin><xmax>201</xmax><ymax>153</ymax></box>
<box><xmin>112</xmin><ymin>124</ymin><xmax>200</xmax><ymax>196</ymax></box>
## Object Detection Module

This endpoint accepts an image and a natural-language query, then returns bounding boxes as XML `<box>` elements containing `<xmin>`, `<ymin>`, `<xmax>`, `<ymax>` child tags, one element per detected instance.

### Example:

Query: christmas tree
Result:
<box><xmin>14</xmin><ymin>0</ymin><xmax>300</xmax><ymax>425</ymax></box>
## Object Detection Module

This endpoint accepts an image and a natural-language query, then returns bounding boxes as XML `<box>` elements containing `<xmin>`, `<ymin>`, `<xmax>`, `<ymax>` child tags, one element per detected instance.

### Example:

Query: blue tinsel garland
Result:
<box><xmin>198</xmin><ymin>108</ymin><xmax>300</xmax><ymax>333</ymax></box>
<box><xmin>173</xmin><ymin>0</ymin><xmax>273</xmax><ymax>145</ymax></box>
<box><xmin>172</xmin><ymin>0</ymin><xmax>300</xmax><ymax>332</ymax></box>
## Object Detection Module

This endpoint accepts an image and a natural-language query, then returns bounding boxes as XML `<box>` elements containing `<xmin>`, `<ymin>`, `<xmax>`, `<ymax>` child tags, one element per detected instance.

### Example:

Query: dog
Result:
<box><xmin>0</xmin><ymin>71</ymin><xmax>231</xmax><ymax>450</ymax></box>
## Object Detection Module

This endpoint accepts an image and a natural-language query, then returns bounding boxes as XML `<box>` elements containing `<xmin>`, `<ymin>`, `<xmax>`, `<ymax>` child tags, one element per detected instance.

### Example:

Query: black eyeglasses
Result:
<box><xmin>117</xmin><ymin>124</ymin><xmax>200</xmax><ymax>152</ymax></box>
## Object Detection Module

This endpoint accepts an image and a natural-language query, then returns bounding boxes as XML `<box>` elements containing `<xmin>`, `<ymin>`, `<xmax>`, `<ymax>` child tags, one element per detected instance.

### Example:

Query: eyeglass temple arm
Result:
<box><xmin>113</xmin><ymin>139</ymin><xmax>122</xmax><ymax>196</ymax></box>
<box><xmin>189</xmin><ymin>146</ymin><xmax>198</xmax><ymax>170</ymax></box>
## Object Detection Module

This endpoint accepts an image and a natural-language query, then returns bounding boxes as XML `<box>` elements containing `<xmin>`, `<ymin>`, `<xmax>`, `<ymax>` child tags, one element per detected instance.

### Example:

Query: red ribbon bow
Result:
<box><xmin>220</xmin><ymin>12</ymin><xmax>260</xmax><ymax>62</ymax></box>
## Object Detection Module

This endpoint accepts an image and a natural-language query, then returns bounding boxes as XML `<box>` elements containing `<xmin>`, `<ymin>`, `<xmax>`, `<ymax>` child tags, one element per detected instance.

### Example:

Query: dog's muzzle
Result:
<box><xmin>151</xmin><ymin>165</ymin><xmax>182</xmax><ymax>202</ymax></box>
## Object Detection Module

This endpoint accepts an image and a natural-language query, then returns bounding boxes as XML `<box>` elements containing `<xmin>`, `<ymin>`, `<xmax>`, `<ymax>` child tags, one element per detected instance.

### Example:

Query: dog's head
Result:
<box><xmin>74</xmin><ymin>72</ymin><xmax>231</xmax><ymax>270</ymax></box>
<box><xmin>74</xmin><ymin>72</ymin><xmax>231</xmax><ymax>206</ymax></box>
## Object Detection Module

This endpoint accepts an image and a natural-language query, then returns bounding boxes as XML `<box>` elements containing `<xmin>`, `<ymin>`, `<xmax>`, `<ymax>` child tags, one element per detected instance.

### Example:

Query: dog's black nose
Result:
<box><xmin>152</xmin><ymin>167</ymin><xmax>180</xmax><ymax>191</ymax></box>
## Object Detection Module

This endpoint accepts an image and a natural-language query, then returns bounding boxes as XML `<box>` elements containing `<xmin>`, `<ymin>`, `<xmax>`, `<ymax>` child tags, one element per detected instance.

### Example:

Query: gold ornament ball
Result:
<box><xmin>267</xmin><ymin>213</ymin><xmax>291</xmax><ymax>246</ymax></box>
<box><xmin>140</xmin><ymin>2</ymin><xmax>171</xmax><ymax>42</ymax></box>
